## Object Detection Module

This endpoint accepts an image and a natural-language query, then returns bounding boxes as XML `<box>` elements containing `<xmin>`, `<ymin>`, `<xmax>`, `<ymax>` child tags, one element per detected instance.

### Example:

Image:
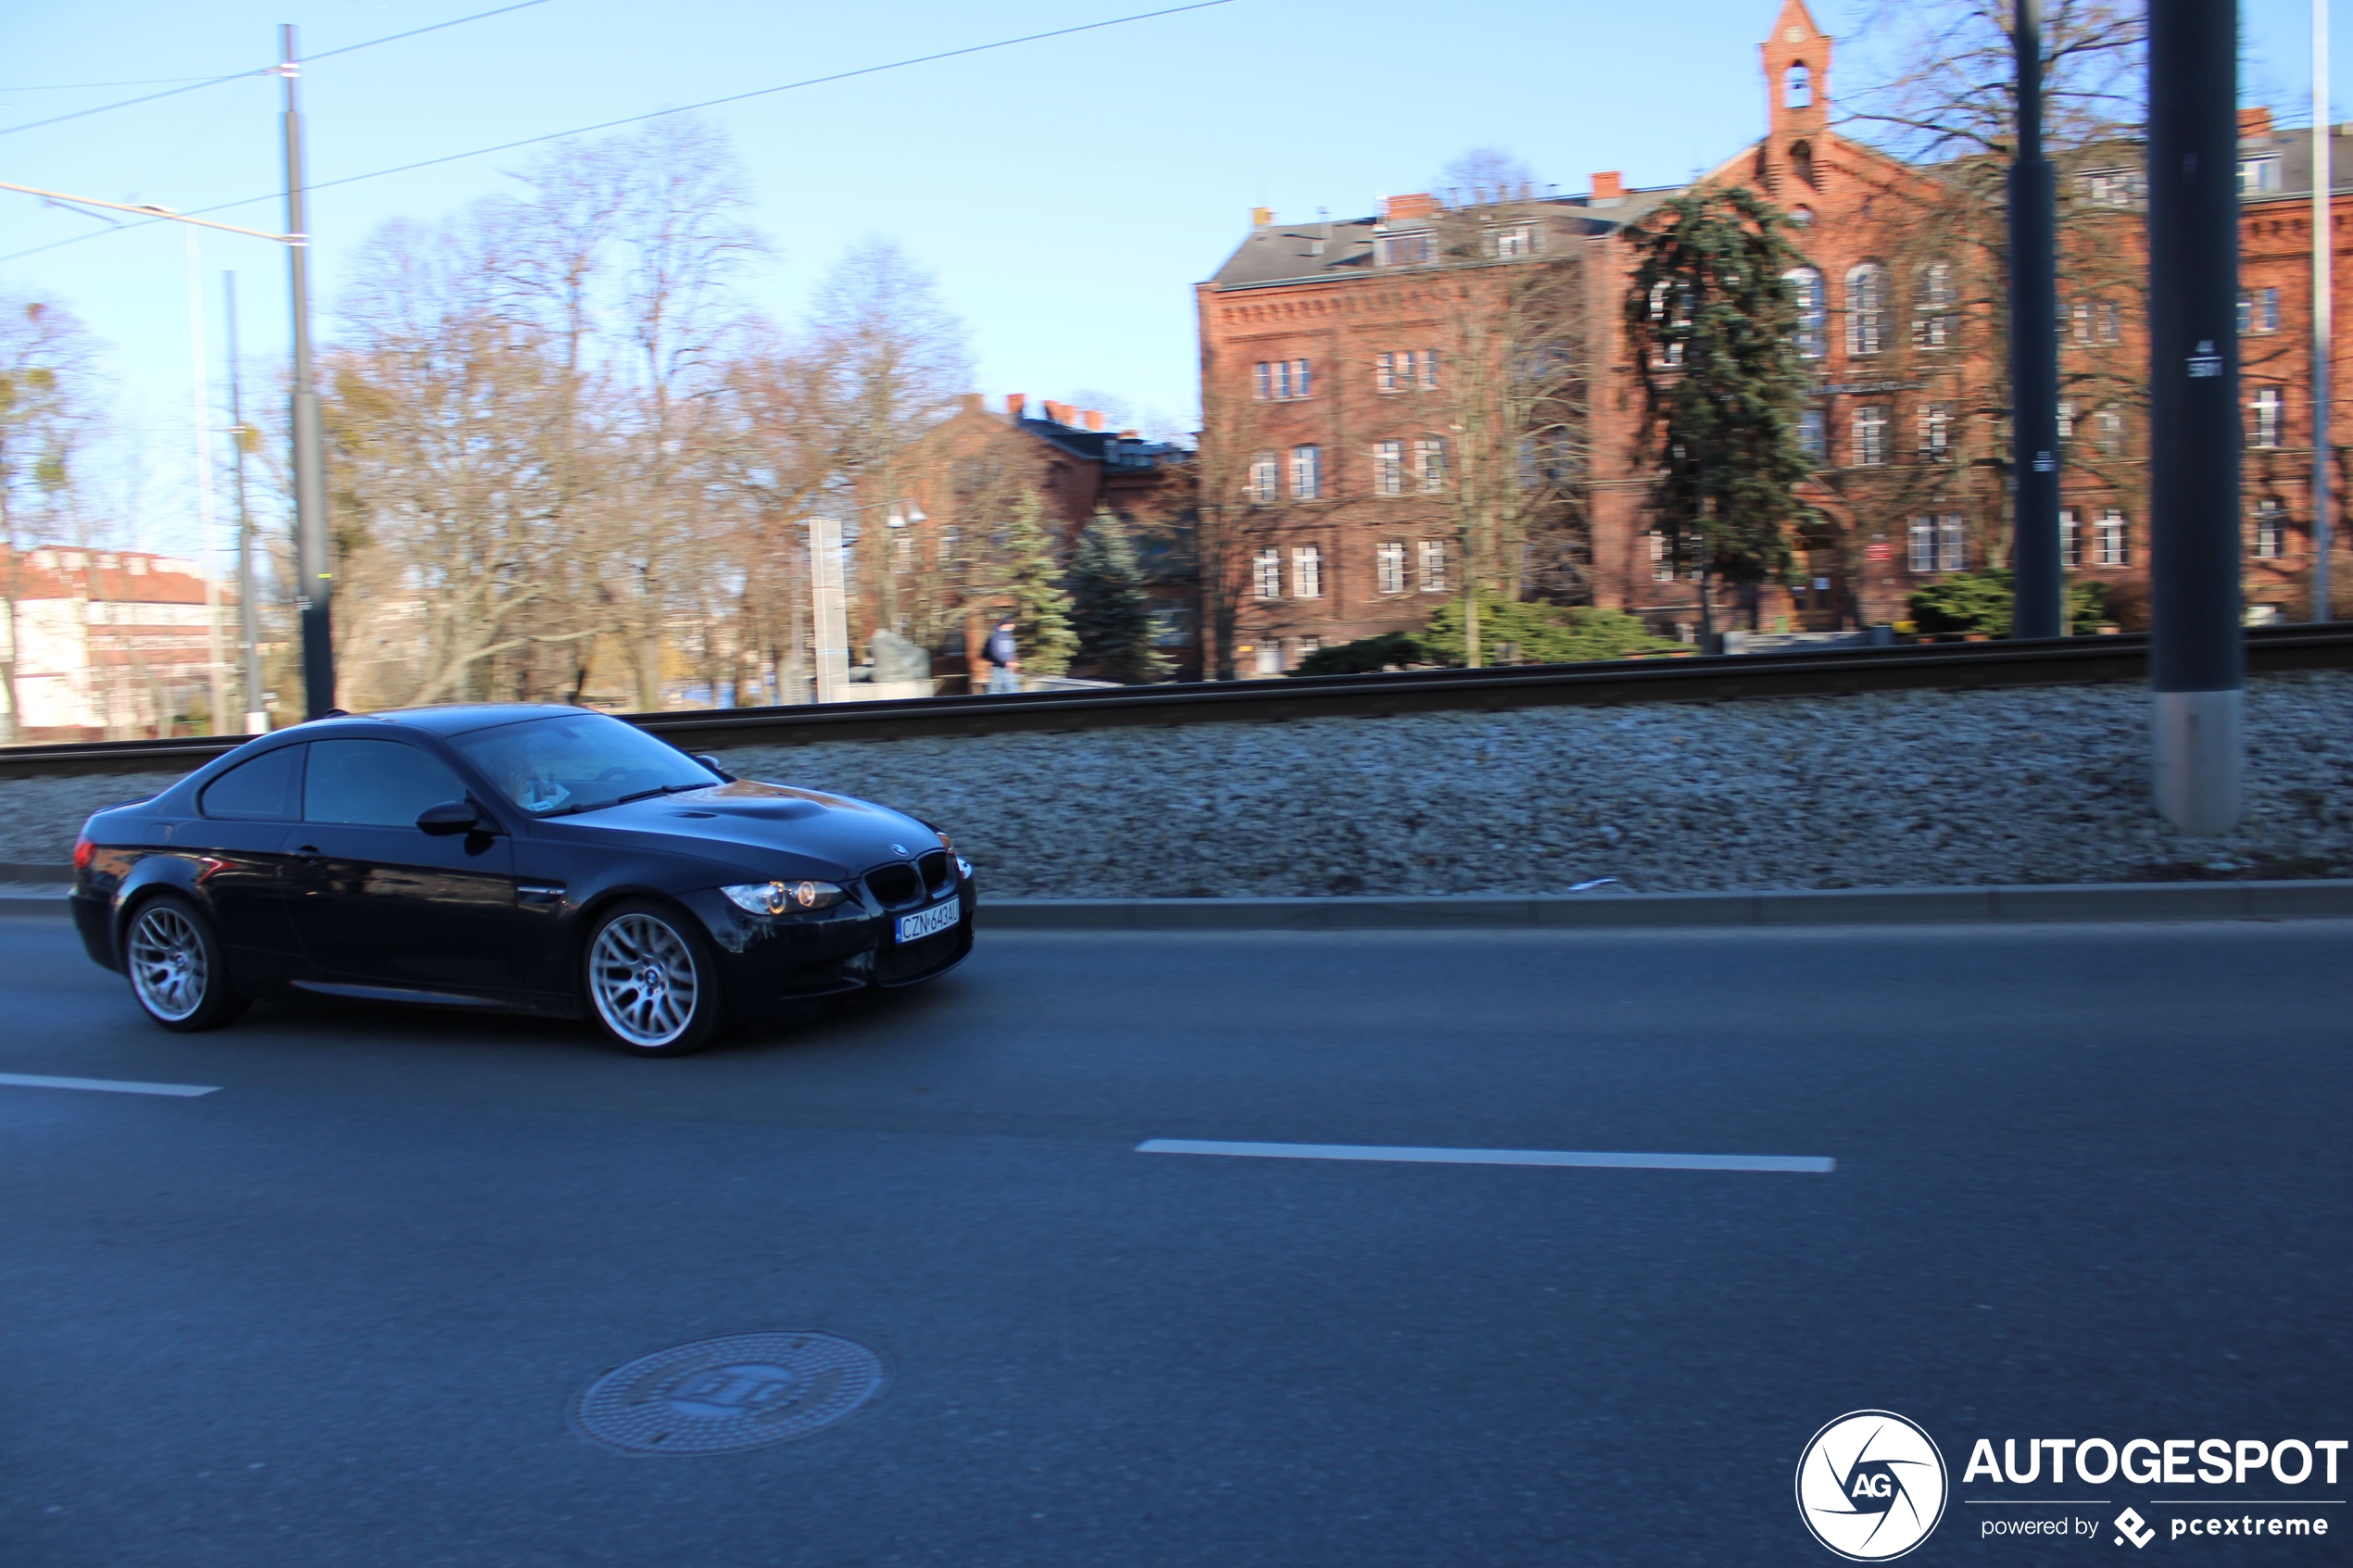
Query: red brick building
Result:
<box><xmin>1196</xmin><ymin>0</ymin><xmax>2347</xmax><ymax>660</ymax></box>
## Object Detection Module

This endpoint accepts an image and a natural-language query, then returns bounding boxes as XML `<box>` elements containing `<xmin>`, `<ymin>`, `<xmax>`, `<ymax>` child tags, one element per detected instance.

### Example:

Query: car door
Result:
<box><xmin>175</xmin><ymin>743</ymin><xmax>306</xmax><ymax>967</ymax></box>
<box><xmin>288</xmin><ymin>737</ymin><xmax>523</xmax><ymax>995</ymax></box>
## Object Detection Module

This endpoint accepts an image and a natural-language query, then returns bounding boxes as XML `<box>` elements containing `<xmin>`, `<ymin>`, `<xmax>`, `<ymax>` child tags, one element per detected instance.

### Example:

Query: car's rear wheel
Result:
<box><xmin>123</xmin><ymin>892</ymin><xmax>249</xmax><ymax>1033</ymax></box>
<box><xmin>582</xmin><ymin>900</ymin><xmax>724</xmax><ymax>1057</ymax></box>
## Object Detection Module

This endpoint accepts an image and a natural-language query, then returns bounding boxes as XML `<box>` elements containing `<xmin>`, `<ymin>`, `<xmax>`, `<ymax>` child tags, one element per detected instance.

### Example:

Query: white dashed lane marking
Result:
<box><xmin>1137</xmin><ymin>1139</ymin><xmax>1833</xmax><ymax>1173</ymax></box>
<box><xmin>0</xmin><ymin>1073</ymin><xmax>220</xmax><ymax>1098</ymax></box>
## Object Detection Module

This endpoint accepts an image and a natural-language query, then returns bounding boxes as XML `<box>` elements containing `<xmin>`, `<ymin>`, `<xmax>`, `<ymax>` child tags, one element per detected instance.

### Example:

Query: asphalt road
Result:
<box><xmin>2</xmin><ymin>912</ymin><xmax>2347</xmax><ymax>1567</ymax></box>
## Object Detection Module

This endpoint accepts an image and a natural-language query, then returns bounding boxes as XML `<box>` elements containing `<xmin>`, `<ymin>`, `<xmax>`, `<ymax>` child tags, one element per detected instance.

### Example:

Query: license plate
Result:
<box><xmin>894</xmin><ymin>900</ymin><xmax>959</xmax><ymax>944</ymax></box>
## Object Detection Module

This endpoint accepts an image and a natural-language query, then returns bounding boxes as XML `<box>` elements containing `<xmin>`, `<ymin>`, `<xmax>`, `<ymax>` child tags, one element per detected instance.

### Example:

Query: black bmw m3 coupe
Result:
<box><xmin>68</xmin><ymin>705</ymin><xmax>975</xmax><ymax>1055</ymax></box>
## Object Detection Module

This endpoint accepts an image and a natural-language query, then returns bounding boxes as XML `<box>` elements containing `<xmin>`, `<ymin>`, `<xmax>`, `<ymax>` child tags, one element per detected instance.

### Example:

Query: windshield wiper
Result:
<box><xmin>615</xmin><ymin>783</ymin><xmax>707</xmax><ymax>805</ymax></box>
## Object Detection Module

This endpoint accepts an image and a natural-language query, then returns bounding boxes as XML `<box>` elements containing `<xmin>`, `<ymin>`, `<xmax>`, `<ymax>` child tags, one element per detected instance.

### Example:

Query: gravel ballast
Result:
<box><xmin>5</xmin><ymin>671</ymin><xmax>2348</xmax><ymax>896</ymax></box>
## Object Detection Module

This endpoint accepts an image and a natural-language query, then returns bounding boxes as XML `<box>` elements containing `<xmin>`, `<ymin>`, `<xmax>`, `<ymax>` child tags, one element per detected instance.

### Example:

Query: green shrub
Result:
<box><xmin>1907</xmin><ymin>570</ymin><xmax>2116</xmax><ymax>637</ymax></box>
<box><xmin>1290</xmin><ymin>592</ymin><xmax>1678</xmax><ymax>675</ymax></box>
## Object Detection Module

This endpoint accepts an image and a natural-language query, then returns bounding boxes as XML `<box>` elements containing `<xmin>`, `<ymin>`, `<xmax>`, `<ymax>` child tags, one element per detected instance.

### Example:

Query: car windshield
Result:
<box><xmin>451</xmin><ymin>713</ymin><xmax>721</xmax><ymax>818</ymax></box>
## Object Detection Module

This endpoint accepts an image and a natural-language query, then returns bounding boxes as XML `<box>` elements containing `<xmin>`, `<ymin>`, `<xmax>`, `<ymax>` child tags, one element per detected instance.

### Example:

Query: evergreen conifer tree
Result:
<box><xmin>1066</xmin><ymin>509</ymin><xmax>1169</xmax><ymax>683</ymax></box>
<box><xmin>1002</xmin><ymin>492</ymin><xmax>1076</xmax><ymax>677</ymax></box>
<box><xmin>1622</xmin><ymin>184</ymin><xmax>1816</xmax><ymax>637</ymax></box>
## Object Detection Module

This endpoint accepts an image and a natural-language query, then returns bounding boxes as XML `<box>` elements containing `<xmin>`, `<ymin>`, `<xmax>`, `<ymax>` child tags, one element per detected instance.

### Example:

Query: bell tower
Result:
<box><xmin>1762</xmin><ymin>0</ymin><xmax>1831</xmax><ymax>189</ymax></box>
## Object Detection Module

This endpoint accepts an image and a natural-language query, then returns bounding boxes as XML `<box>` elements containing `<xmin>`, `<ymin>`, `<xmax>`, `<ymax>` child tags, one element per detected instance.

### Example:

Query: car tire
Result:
<box><xmin>122</xmin><ymin>891</ymin><xmax>250</xmax><ymax>1033</ymax></box>
<box><xmin>581</xmin><ymin>899</ymin><xmax>724</xmax><ymax>1058</ymax></box>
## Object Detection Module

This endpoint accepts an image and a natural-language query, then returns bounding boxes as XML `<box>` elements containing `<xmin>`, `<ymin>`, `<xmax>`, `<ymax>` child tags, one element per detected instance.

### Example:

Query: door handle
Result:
<box><xmin>292</xmin><ymin>845</ymin><xmax>323</xmax><ymax>861</ymax></box>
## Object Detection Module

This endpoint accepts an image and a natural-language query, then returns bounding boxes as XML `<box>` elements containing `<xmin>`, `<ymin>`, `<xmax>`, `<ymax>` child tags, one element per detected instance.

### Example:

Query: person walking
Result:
<box><xmin>984</xmin><ymin>619</ymin><xmax>1022</xmax><ymax>695</ymax></box>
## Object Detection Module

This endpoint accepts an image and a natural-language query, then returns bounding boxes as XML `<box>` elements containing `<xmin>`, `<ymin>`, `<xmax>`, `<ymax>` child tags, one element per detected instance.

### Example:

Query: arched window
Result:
<box><xmin>1789</xmin><ymin>205</ymin><xmax>1815</xmax><ymax>229</ymax></box>
<box><xmin>1785</xmin><ymin>267</ymin><xmax>1826</xmax><ymax>359</ymax></box>
<box><xmin>1790</xmin><ymin>139</ymin><xmax>1816</xmax><ymax>187</ymax></box>
<box><xmin>1786</xmin><ymin>63</ymin><xmax>1812</xmax><ymax>108</ymax></box>
<box><xmin>1846</xmin><ymin>262</ymin><xmax>1888</xmax><ymax>356</ymax></box>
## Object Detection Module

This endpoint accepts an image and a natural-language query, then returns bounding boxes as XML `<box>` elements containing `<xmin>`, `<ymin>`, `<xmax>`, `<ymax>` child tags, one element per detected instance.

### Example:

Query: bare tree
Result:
<box><xmin>0</xmin><ymin>295</ymin><xmax>102</xmax><ymax>740</ymax></box>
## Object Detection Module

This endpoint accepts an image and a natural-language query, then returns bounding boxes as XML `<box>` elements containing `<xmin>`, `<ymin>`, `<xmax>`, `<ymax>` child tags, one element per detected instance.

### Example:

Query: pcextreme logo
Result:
<box><xmin>1796</xmin><ymin>1410</ymin><xmax>1951</xmax><ymax>1561</ymax></box>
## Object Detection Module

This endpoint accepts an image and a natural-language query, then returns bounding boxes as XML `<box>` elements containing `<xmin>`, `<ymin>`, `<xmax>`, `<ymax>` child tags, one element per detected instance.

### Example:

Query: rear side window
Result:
<box><xmin>199</xmin><ymin>746</ymin><xmax>304</xmax><ymax>821</ymax></box>
<box><xmin>304</xmin><ymin>739</ymin><xmax>471</xmax><ymax>828</ymax></box>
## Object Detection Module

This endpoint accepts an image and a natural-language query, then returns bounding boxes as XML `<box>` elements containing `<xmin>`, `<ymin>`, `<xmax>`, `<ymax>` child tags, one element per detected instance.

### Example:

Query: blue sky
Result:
<box><xmin>0</xmin><ymin>0</ymin><xmax>2343</xmax><ymax>558</ymax></box>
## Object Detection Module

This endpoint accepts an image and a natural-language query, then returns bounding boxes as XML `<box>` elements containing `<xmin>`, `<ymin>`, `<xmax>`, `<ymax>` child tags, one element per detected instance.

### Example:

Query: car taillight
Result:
<box><xmin>72</xmin><ymin>834</ymin><xmax>95</xmax><ymax>871</ymax></box>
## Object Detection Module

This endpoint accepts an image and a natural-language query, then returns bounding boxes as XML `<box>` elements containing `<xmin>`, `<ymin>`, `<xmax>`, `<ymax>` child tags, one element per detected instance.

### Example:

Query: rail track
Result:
<box><xmin>5</xmin><ymin>622</ymin><xmax>2348</xmax><ymax>780</ymax></box>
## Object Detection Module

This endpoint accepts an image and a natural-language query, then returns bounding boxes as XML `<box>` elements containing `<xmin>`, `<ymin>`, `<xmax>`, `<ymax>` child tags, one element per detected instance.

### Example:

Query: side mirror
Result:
<box><xmin>416</xmin><ymin>799</ymin><xmax>481</xmax><ymax>835</ymax></box>
<box><xmin>692</xmin><ymin>753</ymin><xmax>734</xmax><ymax>782</ymax></box>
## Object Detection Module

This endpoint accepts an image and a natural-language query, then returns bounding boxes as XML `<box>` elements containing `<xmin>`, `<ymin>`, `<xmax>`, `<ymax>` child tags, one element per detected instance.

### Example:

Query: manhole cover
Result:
<box><xmin>572</xmin><ymin>1332</ymin><xmax>885</xmax><ymax>1455</ymax></box>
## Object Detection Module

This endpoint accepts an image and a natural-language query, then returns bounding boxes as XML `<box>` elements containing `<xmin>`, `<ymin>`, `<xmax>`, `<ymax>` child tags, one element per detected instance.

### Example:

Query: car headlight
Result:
<box><xmin>720</xmin><ymin>880</ymin><xmax>848</xmax><ymax>915</ymax></box>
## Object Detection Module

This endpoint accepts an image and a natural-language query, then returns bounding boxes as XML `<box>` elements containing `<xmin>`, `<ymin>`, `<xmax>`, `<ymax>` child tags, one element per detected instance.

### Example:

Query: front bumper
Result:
<box><xmin>689</xmin><ymin>878</ymin><xmax>976</xmax><ymax>1022</ymax></box>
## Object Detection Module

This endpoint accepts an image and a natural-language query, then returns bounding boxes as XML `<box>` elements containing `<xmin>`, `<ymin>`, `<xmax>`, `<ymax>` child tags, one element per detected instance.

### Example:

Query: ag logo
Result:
<box><xmin>1796</xmin><ymin>1410</ymin><xmax>1949</xmax><ymax>1561</ymax></box>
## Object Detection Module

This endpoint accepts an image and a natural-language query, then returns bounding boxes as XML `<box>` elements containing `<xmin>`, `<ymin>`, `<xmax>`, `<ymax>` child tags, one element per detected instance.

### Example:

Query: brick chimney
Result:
<box><xmin>1381</xmin><ymin>192</ymin><xmax>1441</xmax><ymax>222</ymax></box>
<box><xmin>958</xmin><ymin>393</ymin><xmax>983</xmax><ymax>415</ymax></box>
<box><xmin>1083</xmin><ymin>409</ymin><xmax>1105</xmax><ymax>432</ymax></box>
<box><xmin>1592</xmin><ymin>171</ymin><xmax>1625</xmax><ymax>203</ymax></box>
<box><xmin>1251</xmin><ymin>206</ymin><xmax>1273</xmax><ymax>227</ymax></box>
<box><xmin>1007</xmin><ymin>393</ymin><xmax>1026</xmax><ymax>420</ymax></box>
<box><xmin>2239</xmin><ymin>106</ymin><xmax>2273</xmax><ymax>139</ymax></box>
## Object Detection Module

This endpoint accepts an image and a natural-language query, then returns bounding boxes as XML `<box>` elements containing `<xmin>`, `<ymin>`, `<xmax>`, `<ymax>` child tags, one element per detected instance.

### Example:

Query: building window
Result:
<box><xmin>1376</xmin><ymin>541</ymin><xmax>1407</xmax><ymax>594</ymax></box>
<box><xmin>1415</xmin><ymin>436</ymin><xmax>1448</xmax><ymax>492</ymax></box>
<box><xmin>1790</xmin><ymin>205</ymin><xmax>1814</xmax><ymax>228</ymax></box>
<box><xmin>1938</xmin><ymin>514</ymin><xmax>1967</xmax><ymax>572</ymax></box>
<box><xmin>2060</xmin><ymin>508</ymin><xmax>2081</xmax><ymax>570</ymax></box>
<box><xmin>1915</xmin><ymin>260</ymin><xmax>1957</xmax><ymax>349</ymax></box>
<box><xmin>1417</xmin><ymin>539</ymin><xmax>1447</xmax><ymax>593</ymax></box>
<box><xmin>1649</xmin><ymin>282</ymin><xmax>1690</xmax><ymax>367</ymax></box>
<box><xmin>2057</xmin><ymin>397</ymin><xmax>2077</xmax><ymax>441</ymax></box>
<box><xmin>1253</xmin><ymin>548</ymin><xmax>1282</xmax><ymax>598</ymax></box>
<box><xmin>1920</xmin><ymin>401</ymin><xmax>1953</xmax><ymax>458</ymax></box>
<box><xmin>2239</xmin><ymin>157</ymin><xmax>2281</xmax><ymax>194</ymax></box>
<box><xmin>2251</xmin><ymin>387</ymin><xmax>2284</xmax><ymax>448</ymax></box>
<box><xmin>1853</xmin><ymin>404</ymin><xmax>1889</xmax><ymax>467</ymax></box>
<box><xmin>1247</xmin><ymin>451</ymin><xmax>1278</xmax><ymax>504</ymax></box>
<box><xmin>1253</xmin><ymin>358</ymin><xmax>1312</xmax><ymax>400</ymax></box>
<box><xmin>1845</xmin><ymin>263</ymin><xmax>1888</xmax><ymax>356</ymax></box>
<box><xmin>1907</xmin><ymin>516</ymin><xmax>1937</xmax><ymax>573</ymax></box>
<box><xmin>1786</xmin><ymin>62</ymin><xmax>1812</xmax><ymax>107</ymax></box>
<box><xmin>1787</xmin><ymin>268</ymin><xmax>1826</xmax><ymax>359</ymax></box>
<box><xmin>1791</xmin><ymin>138</ymin><xmax>1817</xmax><ymax>187</ymax></box>
<box><xmin>1492</xmin><ymin>224</ymin><xmax>1539</xmax><ymax>257</ymax></box>
<box><xmin>2082</xmin><ymin>168</ymin><xmax>2139</xmax><ymax>206</ymax></box>
<box><xmin>1290</xmin><ymin>545</ymin><xmax>1324</xmax><ymax>599</ymax></box>
<box><xmin>1376</xmin><ymin>349</ymin><xmax>1439</xmax><ymax>393</ymax></box>
<box><xmin>1376</xmin><ymin>231</ymin><xmax>1434</xmax><ymax>266</ymax></box>
<box><xmin>2095</xmin><ymin>509</ymin><xmax>2130</xmax><ymax>568</ymax></box>
<box><xmin>2254</xmin><ymin>498</ymin><xmax>2289</xmax><ymax>558</ymax></box>
<box><xmin>1798</xmin><ymin>407</ymin><xmax>1826</xmax><ymax>460</ymax></box>
<box><xmin>2240</xmin><ymin>287</ymin><xmax>2281</xmax><ymax>334</ymax></box>
<box><xmin>2094</xmin><ymin>407</ymin><xmax>2125</xmax><ymax>460</ymax></box>
<box><xmin>1650</xmin><ymin>530</ymin><xmax>1678</xmax><ymax>582</ymax></box>
<box><xmin>1290</xmin><ymin>444</ymin><xmax>1322</xmax><ymax>499</ymax></box>
<box><xmin>1254</xmin><ymin>641</ymin><xmax>1284</xmax><ymax>675</ymax></box>
<box><xmin>1373</xmin><ymin>440</ymin><xmax>1405</xmax><ymax>495</ymax></box>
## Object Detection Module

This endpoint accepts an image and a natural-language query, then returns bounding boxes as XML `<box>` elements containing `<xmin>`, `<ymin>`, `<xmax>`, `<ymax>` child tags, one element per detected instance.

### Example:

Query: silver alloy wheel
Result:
<box><xmin>587</xmin><ymin>911</ymin><xmax>700</xmax><ymax>1048</ymax></box>
<box><xmin>127</xmin><ymin>903</ymin><xmax>208</xmax><ymax>1022</ymax></box>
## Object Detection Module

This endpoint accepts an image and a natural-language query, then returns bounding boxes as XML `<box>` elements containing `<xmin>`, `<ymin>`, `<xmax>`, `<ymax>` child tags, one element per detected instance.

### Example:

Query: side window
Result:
<box><xmin>303</xmin><ymin>739</ymin><xmax>471</xmax><ymax>828</ymax></box>
<box><xmin>199</xmin><ymin>745</ymin><xmax>305</xmax><ymax>822</ymax></box>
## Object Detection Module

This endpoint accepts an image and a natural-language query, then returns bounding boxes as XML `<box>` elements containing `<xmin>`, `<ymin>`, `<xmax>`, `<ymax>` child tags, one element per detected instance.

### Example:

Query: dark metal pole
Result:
<box><xmin>2009</xmin><ymin>0</ymin><xmax>2065</xmax><ymax>638</ymax></box>
<box><xmin>281</xmin><ymin>24</ymin><xmax>334</xmax><ymax>718</ymax></box>
<box><xmin>2147</xmin><ymin>0</ymin><xmax>2244</xmax><ymax>831</ymax></box>
<box><xmin>223</xmin><ymin>271</ymin><xmax>268</xmax><ymax>734</ymax></box>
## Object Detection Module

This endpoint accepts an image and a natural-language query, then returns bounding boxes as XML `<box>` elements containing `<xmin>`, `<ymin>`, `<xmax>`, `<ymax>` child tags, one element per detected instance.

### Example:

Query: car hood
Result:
<box><xmin>532</xmin><ymin>779</ymin><xmax>942</xmax><ymax>882</ymax></box>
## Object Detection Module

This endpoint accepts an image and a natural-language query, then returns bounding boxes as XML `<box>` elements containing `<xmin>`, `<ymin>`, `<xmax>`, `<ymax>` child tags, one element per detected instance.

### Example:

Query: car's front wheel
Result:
<box><xmin>581</xmin><ymin>900</ymin><xmax>724</xmax><ymax>1057</ymax></box>
<box><xmin>123</xmin><ymin>892</ymin><xmax>250</xmax><ymax>1033</ymax></box>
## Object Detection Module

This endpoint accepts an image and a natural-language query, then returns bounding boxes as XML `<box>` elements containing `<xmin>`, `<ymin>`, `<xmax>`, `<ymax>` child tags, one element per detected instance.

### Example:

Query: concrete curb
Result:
<box><xmin>7</xmin><ymin>880</ymin><xmax>2349</xmax><ymax>929</ymax></box>
<box><xmin>977</xmin><ymin>880</ymin><xmax>2353</xmax><ymax>930</ymax></box>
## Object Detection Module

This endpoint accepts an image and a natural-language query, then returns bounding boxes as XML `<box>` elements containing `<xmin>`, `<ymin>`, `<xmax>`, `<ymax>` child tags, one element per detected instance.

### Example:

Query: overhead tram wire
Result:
<box><xmin>0</xmin><ymin>0</ymin><xmax>555</xmax><ymax>140</ymax></box>
<box><xmin>0</xmin><ymin>0</ymin><xmax>1236</xmax><ymax>267</ymax></box>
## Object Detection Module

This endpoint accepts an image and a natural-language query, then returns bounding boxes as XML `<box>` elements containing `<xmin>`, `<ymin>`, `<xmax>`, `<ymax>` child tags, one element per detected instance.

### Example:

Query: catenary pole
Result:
<box><xmin>2009</xmin><ymin>0</ymin><xmax>2065</xmax><ymax>638</ymax></box>
<box><xmin>280</xmin><ymin>23</ymin><xmax>334</xmax><ymax>717</ymax></box>
<box><xmin>2314</xmin><ymin>0</ymin><xmax>2335</xmax><ymax>621</ymax></box>
<box><xmin>182</xmin><ymin>225</ymin><xmax>230</xmax><ymax>736</ymax></box>
<box><xmin>224</xmin><ymin>272</ymin><xmax>267</xmax><ymax>734</ymax></box>
<box><xmin>2147</xmin><ymin>0</ymin><xmax>2245</xmax><ymax>833</ymax></box>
